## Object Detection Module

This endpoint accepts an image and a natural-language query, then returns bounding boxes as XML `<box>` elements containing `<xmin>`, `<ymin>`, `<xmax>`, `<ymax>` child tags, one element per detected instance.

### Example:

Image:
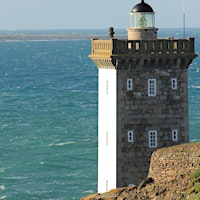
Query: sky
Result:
<box><xmin>0</xmin><ymin>0</ymin><xmax>199</xmax><ymax>30</ymax></box>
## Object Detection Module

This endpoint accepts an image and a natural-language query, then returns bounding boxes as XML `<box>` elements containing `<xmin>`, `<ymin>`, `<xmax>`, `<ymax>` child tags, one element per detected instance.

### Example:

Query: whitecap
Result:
<box><xmin>82</xmin><ymin>190</ymin><xmax>94</xmax><ymax>194</ymax></box>
<box><xmin>0</xmin><ymin>196</ymin><xmax>7</xmax><ymax>199</ymax></box>
<box><xmin>192</xmin><ymin>85</ymin><xmax>200</xmax><ymax>89</ymax></box>
<box><xmin>1</xmin><ymin>125</ymin><xmax>8</xmax><ymax>130</ymax></box>
<box><xmin>190</xmin><ymin>139</ymin><xmax>197</xmax><ymax>142</ymax></box>
<box><xmin>49</xmin><ymin>141</ymin><xmax>75</xmax><ymax>146</ymax></box>
<box><xmin>0</xmin><ymin>168</ymin><xmax>4</xmax><ymax>173</ymax></box>
<box><xmin>4</xmin><ymin>176</ymin><xmax>27</xmax><ymax>180</ymax></box>
<box><xmin>67</xmin><ymin>174</ymin><xmax>77</xmax><ymax>177</ymax></box>
<box><xmin>2</xmin><ymin>124</ymin><xmax>8</xmax><ymax>127</ymax></box>
<box><xmin>0</xmin><ymin>186</ymin><xmax>5</xmax><ymax>191</ymax></box>
<box><xmin>55</xmin><ymin>141</ymin><xmax>75</xmax><ymax>146</ymax></box>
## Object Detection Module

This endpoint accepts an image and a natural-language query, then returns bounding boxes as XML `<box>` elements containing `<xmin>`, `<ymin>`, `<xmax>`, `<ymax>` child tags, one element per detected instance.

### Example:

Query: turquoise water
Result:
<box><xmin>0</xmin><ymin>29</ymin><xmax>199</xmax><ymax>199</ymax></box>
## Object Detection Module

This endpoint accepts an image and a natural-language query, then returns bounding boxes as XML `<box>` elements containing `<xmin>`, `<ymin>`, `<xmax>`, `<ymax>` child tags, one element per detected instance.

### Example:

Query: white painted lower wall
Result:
<box><xmin>98</xmin><ymin>68</ymin><xmax>117</xmax><ymax>193</ymax></box>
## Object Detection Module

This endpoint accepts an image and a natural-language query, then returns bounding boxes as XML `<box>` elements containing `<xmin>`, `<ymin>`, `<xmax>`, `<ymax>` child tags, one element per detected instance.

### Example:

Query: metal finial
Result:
<box><xmin>141</xmin><ymin>0</ymin><xmax>145</xmax><ymax>3</ymax></box>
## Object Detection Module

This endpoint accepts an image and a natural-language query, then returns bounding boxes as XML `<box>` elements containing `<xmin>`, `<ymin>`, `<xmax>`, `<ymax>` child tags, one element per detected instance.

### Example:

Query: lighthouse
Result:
<box><xmin>89</xmin><ymin>0</ymin><xmax>197</xmax><ymax>193</ymax></box>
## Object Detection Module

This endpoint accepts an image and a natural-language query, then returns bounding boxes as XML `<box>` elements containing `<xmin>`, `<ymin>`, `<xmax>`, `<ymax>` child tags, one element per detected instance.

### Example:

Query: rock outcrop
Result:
<box><xmin>81</xmin><ymin>143</ymin><xmax>200</xmax><ymax>200</ymax></box>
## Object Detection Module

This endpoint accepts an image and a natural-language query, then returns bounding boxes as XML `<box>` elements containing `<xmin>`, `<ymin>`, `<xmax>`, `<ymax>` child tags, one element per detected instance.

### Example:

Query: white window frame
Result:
<box><xmin>127</xmin><ymin>131</ymin><xmax>134</xmax><ymax>143</ymax></box>
<box><xmin>148</xmin><ymin>79</ymin><xmax>156</xmax><ymax>96</ymax></box>
<box><xmin>171</xmin><ymin>78</ymin><xmax>177</xmax><ymax>90</ymax></box>
<box><xmin>149</xmin><ymin>130</ymin><xmax>157</xmax><ymax>148</ymax></box>
<box><xmin>172</xmin><ymin>130</ymin><xmax>178</xmax><ymax>141</ymax></box>
<box><xmin>127</xmin><ymin>79</ymin><xmax>133</xmax><ymax>91</ymax></box>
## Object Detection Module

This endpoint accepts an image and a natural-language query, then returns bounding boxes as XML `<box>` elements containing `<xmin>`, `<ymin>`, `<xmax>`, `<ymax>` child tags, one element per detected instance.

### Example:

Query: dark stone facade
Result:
<box><xmin>116</xmin><ymin>65</ymin><xmax>189</xmax><ymax>186</ymax></box>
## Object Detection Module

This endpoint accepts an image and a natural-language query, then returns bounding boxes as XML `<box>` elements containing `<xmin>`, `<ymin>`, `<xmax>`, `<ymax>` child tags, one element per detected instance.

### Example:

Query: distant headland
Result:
<box><xmin>0</xmin><ymin>34</ymin><xmax>126</xmax><ymax>41</ymax></box>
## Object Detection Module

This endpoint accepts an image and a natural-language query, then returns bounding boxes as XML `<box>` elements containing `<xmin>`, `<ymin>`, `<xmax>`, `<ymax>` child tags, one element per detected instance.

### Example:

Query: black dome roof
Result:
<box><xmin>131</xmin><ymin>0</ymin><xmax>153</xmax><ymax>13</ymax></box>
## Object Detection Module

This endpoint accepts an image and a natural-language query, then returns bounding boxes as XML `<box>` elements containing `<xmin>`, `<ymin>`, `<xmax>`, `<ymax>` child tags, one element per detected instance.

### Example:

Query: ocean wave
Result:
<box><xmin>0</xmin><ymin>186</ymin><xmax>5</xmax><ymax>191</ymax></box>
<box><xmin>1</xmin><ymin>125</ymin><xmax>8</xmax><ymax>129</ymax></box>
<box><xmin>0</xmin><ymin>168</ymin><xmax>4</xmax><ymax>173</ymax></box>
<box><xmin>3</xmin><ymin>176</ymin><xmax>28</xmax><ymax>180</ymax></box>
<box><xmin>17</xmin><ymin>123</ymin><xmax>31</xmax><ymax>127</ymax></box>
<box><xmin>67</xmin><ymin>173</ymin><xmax>77</xmax><ymax>177</ymax></box>
<box><xmin>49</xmin><ymin>141</ymin><xmax>75</xmax><ymax>147</ymax></box>
<box><xmin>190</xmin><ymin>139</ymin><xmax>199</xmax><ymax>142</ymax></box>
<box><xmin>192</xmin><ymin>85</ymin><xmax>200</xmax><ymax>89</ymax></box>
<box><xmin>0</xmin><ymin>196</ymin><xmax>7</xmax><ymax>199</ymax></box>
<box><xmin>83</xmin><ymin>190</ymin><xmax>94</xmax><ymax>194</ymax></box>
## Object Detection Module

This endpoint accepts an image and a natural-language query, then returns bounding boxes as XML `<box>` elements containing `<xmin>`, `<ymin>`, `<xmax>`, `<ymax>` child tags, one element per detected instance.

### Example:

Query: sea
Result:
<box><xmin>0</xmin><ymin>28</ymin><xmax>199</xmax><ymax>200</ymax></box>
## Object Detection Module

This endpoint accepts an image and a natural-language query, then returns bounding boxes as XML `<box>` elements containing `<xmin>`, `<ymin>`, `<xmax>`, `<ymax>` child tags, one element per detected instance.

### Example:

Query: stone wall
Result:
<box><xmin>148</xmin><ymin>143</ymin><xmax>200</xmax><ymax>183</ymax></box>
<box><xmin>82</xmin><ymin>143</ymin><xmax>200</xmax><ymax>200</ymax></box>
<box><xmin>116</xmin><ymin>64</ymin><xmax>190</xmax><ymax>187</ymax></box>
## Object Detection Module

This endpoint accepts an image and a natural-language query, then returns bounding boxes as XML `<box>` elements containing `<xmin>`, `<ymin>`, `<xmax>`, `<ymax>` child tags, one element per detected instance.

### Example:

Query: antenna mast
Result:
<box><xmin>183</xmin><ymin>0</ymin><xmax>185</xmax><ymax>38</ymax></box>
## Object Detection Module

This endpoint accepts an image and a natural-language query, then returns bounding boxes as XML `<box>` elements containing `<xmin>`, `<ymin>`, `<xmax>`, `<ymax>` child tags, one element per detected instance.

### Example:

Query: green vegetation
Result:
<box><xmin>187</xmin><ymin>193</ymin><xmax>200</xmax><ymax>200</ymax></box>
<box><xmin>186</xmin><ymin>166</ymin><xmax>200</xmax><ymax>200</ymax></box>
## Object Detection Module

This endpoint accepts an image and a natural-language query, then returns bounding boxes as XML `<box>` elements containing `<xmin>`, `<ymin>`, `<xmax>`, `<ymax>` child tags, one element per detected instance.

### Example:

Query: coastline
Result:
<box><xmin>82</xmin><ymin>143</ymin><xmax>200</xmax><ymax>200</ymax></box>
<box><xmin>0</xmin><ymin>27</ymin><xmax>199</xmax><ymax>41</ymax></box>
<box><xmin>0</xmin><ymin>34</ymin><xmax>126</xmax><ymax>41</ymax></box>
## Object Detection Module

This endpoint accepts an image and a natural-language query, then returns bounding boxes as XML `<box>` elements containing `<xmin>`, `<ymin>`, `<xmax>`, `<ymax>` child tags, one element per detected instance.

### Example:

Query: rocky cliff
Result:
<box><xmin>82</xmin><ymin>143</ymin><xmax>200</xmax><ymax>200</ymax></box>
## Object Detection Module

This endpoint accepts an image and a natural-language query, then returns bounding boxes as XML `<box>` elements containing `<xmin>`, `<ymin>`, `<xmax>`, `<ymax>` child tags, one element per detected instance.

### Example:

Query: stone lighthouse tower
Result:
<box><xmin>89</xmin><ymin>0</ymin><xmax>197</xmax><ymax>193</ymax></box>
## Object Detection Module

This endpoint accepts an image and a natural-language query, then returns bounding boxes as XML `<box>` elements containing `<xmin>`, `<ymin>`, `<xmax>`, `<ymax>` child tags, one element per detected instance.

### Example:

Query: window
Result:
<box><xmin>106</xmin><ymin>80</ymin><xmax>108</xmax><ymax>94</ymax></box>
<box><xmin>149</xmin><ymin>131</ymin><xmax>157</xmax><ymax>148</ymax></box>
<box><xmin>127</xmin><ymin>79</ymin><xmax>133</xmax><ymax>91</ymax></box>
<box><xmin>148</xmin><ymin>79</ymin><xmax>156</xmax><ymax>96</ymax></box>
<box><xmin>106</xmin><ymin>132</ymin><xmax>108</xmax><ymax>146</ymax></box>
<box><xmin>172</xmin><ymin>130</ymin><xmax>178</xmax><ymax>141</ymax></box>
<box><xmin>171</xmin><ymin>78</ymin><xmax>177</xmax><ymax>90</ymax></box>
<box><xmin>127</xmin><ymin>131</ymin><xmax>134</xmax><ymax>143</ymax></box>
<box><xmin>106</xmin><ymin>180</ymin><xmax>108</xmax><ymax>192</ymax></box>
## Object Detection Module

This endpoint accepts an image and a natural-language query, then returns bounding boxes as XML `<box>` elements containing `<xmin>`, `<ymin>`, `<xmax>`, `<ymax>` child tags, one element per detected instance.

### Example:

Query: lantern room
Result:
<box><xmin>128</xmin><ymin>0</ymin><xmax>158</xmax><ymax>40</ymax></box>
<box><xmin>130</xmin><ymin>0</ymin><xmax>155</xmax><ymax>28</ymax></box>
